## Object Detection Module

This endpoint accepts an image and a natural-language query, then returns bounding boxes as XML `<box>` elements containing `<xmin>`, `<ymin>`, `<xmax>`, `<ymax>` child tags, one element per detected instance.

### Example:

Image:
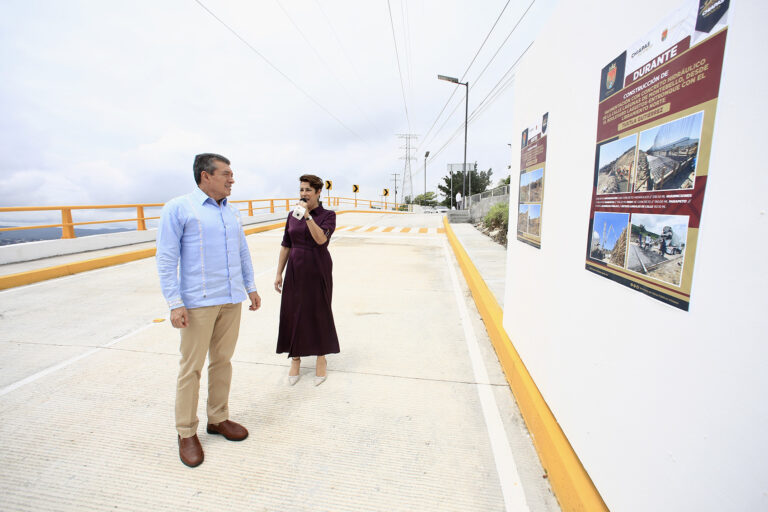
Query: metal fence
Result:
<box><xmin>0</xmin><ymin>196</ymin><xmax>401</xmax><ymax>240</ymax></box>
<box><xmin>466</xmin><ymin>185</ymin><xmax>510</xmax><ymax>208</ymax></box>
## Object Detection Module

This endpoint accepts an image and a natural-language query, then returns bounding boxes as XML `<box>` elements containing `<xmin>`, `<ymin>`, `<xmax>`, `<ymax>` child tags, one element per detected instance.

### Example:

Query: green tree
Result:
<box><xmin>413</xmin><ymin>191</ymin><xmax>438</xmax><ymax>206</ymax></box>
<box><xmin>437</xmin><ymin>167</ymin><xmax>493</xmax><ymax>206</ymax></box>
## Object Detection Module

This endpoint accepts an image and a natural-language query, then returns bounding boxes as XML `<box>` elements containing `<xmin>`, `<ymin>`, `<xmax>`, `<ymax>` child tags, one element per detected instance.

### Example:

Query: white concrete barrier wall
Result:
<box><xmin>0</xmin><ymin>212</ymin><xmax>290</xmax><ymax>265</ymax></box>
<box><xmin>502</xmin><ymin>2</ymin><xmax>767</xmax><ymax>511</ymax></box>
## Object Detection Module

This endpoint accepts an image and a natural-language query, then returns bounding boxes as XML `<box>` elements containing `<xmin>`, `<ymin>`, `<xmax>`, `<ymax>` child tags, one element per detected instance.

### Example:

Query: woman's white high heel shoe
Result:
<box><xmin>314</xmin><ymin>357</ymin><xmax>327</xmax><ymax>386</ymax></box>
<box><xmin>288</xmin><ymin>358</ymin><xmax>301</xmax><ymax>386</ymax></box>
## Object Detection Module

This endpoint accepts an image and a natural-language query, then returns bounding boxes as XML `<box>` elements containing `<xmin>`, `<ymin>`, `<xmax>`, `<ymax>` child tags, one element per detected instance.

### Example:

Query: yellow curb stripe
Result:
<box><xmin>442</xmin><ymin>217</ymin><xmax>608</xmax><ymax>512</ymax></box>
<box><xmin>244</xmin><ymin>222</ymin><xmax>285</xmax><ymax>236</ymax></box>
<box><xmin>400</xmin><ymin>227</ymin><xmax>411</xmax><ymax>233</ymax></box>
<box><xmin>0</xmin><ymin>248</ymin><xmax>157</xmax><ymax>291</ymax></box>
<box><xmin>382</xmin><ymin>227</ymin><xmax>395</xmax><ymax>232</ymax></box>
<box><xmin>346</xmin><ymin>226</ymin><xmax>363</xmax><ymax>232</ymax></box>
<box><xmin>437</xmin><ymin>228</ymin><xmax>446</xmax><ymax>234</ymax></box>
<box><xmin>365</xmin><ymin>226</ymin><xmax>379</xmax><ymax>232</ymax></box>
<box><xmin>419</xmin><ymin>227</ymin><xmax>429</xmax><ymax>234</ymax></box>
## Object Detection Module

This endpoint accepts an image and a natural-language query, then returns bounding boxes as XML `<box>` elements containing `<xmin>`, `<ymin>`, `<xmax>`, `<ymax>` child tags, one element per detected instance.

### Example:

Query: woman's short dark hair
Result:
<box><xmin>300</xmin><ymin>174</ymin><xmax>323</xmax><ymax>192</ymax></box>
<box><xmin>194</xmin><ymin>153</ymin><xmax>230</xmax><ymax>184</ymax></box>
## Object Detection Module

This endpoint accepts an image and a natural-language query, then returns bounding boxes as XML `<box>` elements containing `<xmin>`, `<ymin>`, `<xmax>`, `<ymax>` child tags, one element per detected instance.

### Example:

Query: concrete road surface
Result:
<box><xmin>0</xmin><ymin>213</ymin><xmax>558</xmax><ymax>511</ymax></box>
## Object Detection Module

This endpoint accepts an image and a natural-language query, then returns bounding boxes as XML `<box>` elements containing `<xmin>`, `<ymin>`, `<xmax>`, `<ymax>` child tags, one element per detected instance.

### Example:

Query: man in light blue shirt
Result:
<box><xmin>156</xmin><ymin>153</ymin><xmax>261</xmax><ymax>468</ymax></box>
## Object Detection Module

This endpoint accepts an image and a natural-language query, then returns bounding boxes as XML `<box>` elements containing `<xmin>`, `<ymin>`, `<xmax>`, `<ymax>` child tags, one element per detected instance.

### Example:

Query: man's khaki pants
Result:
<box><xmin>176</xmin><ymin>303</ymin><xmax>242</xmax><ymax>438</ymax></box>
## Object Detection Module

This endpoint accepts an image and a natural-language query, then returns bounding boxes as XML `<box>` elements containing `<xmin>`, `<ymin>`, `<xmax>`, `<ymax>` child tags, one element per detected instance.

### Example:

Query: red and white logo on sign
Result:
<box><xmin>606</xmin><ymin>63</ymin><xmax>617</xmax><ymax>90</ymax></box>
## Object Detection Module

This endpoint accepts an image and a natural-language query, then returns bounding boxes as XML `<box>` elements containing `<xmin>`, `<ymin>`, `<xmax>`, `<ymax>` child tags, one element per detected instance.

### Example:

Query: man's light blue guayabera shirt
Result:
<box><xmin>156</xmin><ymin>187</ymin><xmax>257</xmax><ymax>310</ymax></box>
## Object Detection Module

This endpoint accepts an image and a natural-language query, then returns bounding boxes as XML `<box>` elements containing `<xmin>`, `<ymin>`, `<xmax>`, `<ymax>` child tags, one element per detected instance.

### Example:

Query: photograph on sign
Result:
<box><xmin>589</xmin><ymin>211</ymin><xmax>630</xmax><ymax>268</ymax></box>
<box><xmin>627</xmin><ymin>213</ymin><xmax>689</xmax><ymax>286</ymax></box>
<box><xmin>634</xmin><ymin>110</ymin><xmax>703</xmax><ymax>192</ymax></box>
<box><xmin>517</xmin><ymin>204</ymin><xmax>542</xmax><ymax>237</ymax></box>
<box><xmin>596</xmin><ymin>134</ymin><xmax>637</xmax><ymax>195</ymax></box>
<box><xmin>519</xmin><ymin>167</ymin><xmax>544</xmax><ymax>203</ymax></box>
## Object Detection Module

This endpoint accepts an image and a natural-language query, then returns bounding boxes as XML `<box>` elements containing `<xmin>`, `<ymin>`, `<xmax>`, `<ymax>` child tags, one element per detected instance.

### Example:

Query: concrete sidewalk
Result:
<box><xmin>0</xmin><ymin>213</ymin><xmax>557</xmax><ymax>511</ymax></box>
<box><xmin>449</xmin><ymin>223</ymin><xmax>508</xmax><ymax>308</ymax></box>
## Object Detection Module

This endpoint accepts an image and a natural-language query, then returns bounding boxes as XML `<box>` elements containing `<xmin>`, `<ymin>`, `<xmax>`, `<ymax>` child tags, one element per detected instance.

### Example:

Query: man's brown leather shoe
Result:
<box><xmin>206</xmin><ymin>419</ymin><xmax>248</xmax><ymax>441</ymax></box>
<box><xmin>178</xmin><ymin>434</ymin><xmax>204</xmax><ymax>467</ymax></box>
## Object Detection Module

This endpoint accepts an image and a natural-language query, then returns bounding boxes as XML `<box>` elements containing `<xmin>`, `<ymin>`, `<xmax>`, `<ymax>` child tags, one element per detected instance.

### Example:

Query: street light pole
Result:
<box><xmin>463</xmin><ymin>82</ymin><xmax>468</xmax><ymax>208</ymax></box>
<box><xmin>438</xmin><ymin>74</ymin><xmax>469</xmax><ymax>210</ymax></box>
<box><xmin>424</xmin><ymin>150</ymin><xmax>430</xmax><ymax>206</ymax></box>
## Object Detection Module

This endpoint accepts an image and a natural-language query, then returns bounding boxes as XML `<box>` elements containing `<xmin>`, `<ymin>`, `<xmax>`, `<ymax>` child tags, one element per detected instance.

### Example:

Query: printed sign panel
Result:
<box><xmin>517</xmin><ymin>112</ymin><xmax>549</xmax><ymax>249</ymax></box>
<box><xmin>585</xmin><ymin>0</ymin><xmax>730</xmax><ymax>311</ymax></box>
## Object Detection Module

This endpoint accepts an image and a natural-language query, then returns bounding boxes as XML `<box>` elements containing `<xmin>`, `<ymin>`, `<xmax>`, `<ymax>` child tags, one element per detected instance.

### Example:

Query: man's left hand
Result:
<box><xmin>248</xmin><ymin>291</ymin><xmax>261</xmax><ymax>311</ymax></box>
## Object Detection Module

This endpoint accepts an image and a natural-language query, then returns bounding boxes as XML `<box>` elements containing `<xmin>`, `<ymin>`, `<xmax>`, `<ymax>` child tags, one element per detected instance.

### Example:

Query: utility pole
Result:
<box><xmin>391</xmin><ymin>172</ymin><xmax>400</xmax><ymax>210</ymax></box>
<box><xmin>397</xmin><ymin>134</ymin><xmax>418</xmax><ymax>204</ymax></box>
<box><xmin>424</xmin><ymin>151</ymin><xmax>430</xmax><ymax>205</ymax></box>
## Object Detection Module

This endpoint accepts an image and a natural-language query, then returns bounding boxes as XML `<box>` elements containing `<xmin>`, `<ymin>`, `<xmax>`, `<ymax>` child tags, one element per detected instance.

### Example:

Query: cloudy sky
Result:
<box><xmin>0</xmin><ymin>0</ymin><xmax>556</xmax><ymax>222</ymax></box>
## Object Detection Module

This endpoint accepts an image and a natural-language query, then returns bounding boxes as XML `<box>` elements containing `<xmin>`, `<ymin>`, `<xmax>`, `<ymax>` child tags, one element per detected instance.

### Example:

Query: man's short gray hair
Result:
<box><xmin>193</xmin><ymin>153</ymin><xmax>230</xmax><ymax>184</ymax></box>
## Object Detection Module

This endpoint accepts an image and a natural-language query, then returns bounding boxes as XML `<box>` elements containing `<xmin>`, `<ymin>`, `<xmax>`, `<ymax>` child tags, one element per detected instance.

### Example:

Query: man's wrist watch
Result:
<box><xmin>307</xmin><ymin>216</ymin><xmax>314</xmax><ymax>222</ymax></box>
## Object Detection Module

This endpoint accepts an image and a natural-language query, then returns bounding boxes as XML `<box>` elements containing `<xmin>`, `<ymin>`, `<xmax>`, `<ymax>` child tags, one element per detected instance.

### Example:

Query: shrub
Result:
<box><xmin>483</xmin><ymin>203</ymin><xmax>509</xmax><ymax>231</ymax></box>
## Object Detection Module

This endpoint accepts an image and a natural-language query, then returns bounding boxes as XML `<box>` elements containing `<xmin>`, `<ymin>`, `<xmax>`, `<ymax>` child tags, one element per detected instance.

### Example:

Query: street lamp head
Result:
<box><xmin>437</xmin><ymin>74</ymin><xmax>459</xmax><ymax>84</ymax></box>
<box><xmin>425</xmin><ymin>151</ymin><xmax>430</xmax><ymax>158</ymax></box>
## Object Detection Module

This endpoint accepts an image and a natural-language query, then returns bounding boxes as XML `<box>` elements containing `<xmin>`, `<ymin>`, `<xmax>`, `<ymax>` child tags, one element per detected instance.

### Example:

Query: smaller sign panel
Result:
<box><xmin>325</xmin><ymin>180</ymin><xmax>333</xmax><ymax>190</ymax></box>
<box><xmin>353</xmin><ymin>184</ymin><xmax>359</xmax><ymax>193</ymax></box>
<box><xmin>383</xmin><ymin>189</ymin><xmax>389</xmax><ymax>197</ymax></box>
<box><xmin>516</xmin><ymin>111</ymin><xmax>549</xmax><ymax>249</ymax></box>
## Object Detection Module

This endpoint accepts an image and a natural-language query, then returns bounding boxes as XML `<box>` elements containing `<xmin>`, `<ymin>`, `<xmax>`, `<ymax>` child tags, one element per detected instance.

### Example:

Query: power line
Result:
<box><xmin>275</xmin><ymin>0</ymin><xmax>380</xmax><ymax>136</ymax></box>
<box><xmin>313</xmin><ymin>0</ymin><xmax>364</xmax><ymax>81</ymax></box>
<box><xmin>423</xmin><ymin>0</ymin><xmax>537</xmax><ymax>152</ymax></box>
<box><xmin>386</xmin><ymin>0</ymin><xmax>411</xmax><ymax>129</ymax></box>
<box><xmin>401</xmin><ymin>0</ymin><xmax>414</xmax><ymax>95</ymax></box>
<box><xmin>465</xmin><ymin>0</ymin><xmax>537</xmax><ymax>98</ymax></box>
<box><xmin>416</xmin><ymin>0</ymin><xmax>536</xmax><ymax>156</ymax></box>
<box><xmin>422</xmin><ymin>42</ymin><xmax>533</xmax><ymax>169</ymax></box>
<box><xmin>417</xmin><ymin>0</ymin><xmax>513</xmax><ymax>154</ymax></box>
<box><xmin>192</xmin><ymin>0</ymin><xmax>363</xmax><ymax>141</ymax></box>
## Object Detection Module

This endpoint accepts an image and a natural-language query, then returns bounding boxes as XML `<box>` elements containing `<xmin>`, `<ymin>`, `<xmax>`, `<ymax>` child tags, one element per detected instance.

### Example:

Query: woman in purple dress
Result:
<box><xmin>274</xmin><ymin>174</ymin><xmax>339</xmax><ymax>386</ymax></box>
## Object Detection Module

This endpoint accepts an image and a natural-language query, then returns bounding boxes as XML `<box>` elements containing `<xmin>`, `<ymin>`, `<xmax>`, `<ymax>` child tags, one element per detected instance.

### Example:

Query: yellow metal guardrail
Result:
<box><xmin>0</xmin><ymin>196</ymin><xmax>403</xmax><ymax>239</ymax></box>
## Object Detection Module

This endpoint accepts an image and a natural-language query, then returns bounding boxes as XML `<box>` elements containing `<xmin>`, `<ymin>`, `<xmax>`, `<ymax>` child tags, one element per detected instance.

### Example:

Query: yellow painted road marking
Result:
<box><xmin>244</xmin><ymin>222</ymin><xmax>285</xmax><ymax>236</ymax></box>
<box><xmin>336</xmin><ymin>225</ymin><xmax>446</xmax><ymax>235</ymax></box>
